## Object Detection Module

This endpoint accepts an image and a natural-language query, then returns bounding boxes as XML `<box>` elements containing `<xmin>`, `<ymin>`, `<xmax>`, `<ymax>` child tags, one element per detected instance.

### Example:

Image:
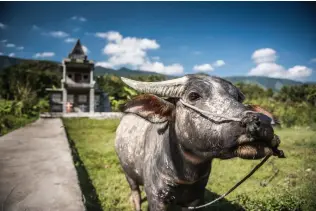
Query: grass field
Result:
<box><xmin>63</xmin><ymin>118</ymin><xmax>316</xmax><ymax>211</ymax></box>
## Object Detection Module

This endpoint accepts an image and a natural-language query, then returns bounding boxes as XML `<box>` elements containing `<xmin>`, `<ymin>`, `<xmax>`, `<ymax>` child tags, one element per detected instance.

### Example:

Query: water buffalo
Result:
<box><xmin>115</xmin><ymin>74</ymin><xmax>280</xmax><ymax>211</ymax></box>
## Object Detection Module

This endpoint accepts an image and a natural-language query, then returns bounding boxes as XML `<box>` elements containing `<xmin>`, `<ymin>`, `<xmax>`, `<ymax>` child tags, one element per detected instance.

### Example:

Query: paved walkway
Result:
<box><xmin>0</xmin><ymin>118</ymin><xmax>85</xmax><ymax>211</ymax></box>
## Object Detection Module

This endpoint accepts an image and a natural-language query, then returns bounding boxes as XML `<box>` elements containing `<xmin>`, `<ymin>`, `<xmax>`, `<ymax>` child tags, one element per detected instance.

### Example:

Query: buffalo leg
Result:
<box><xmin>145</xmin><ymin>188</ymin><xmax>167</xmax><ymax>211</ymax></box>
<box><xmin>146</xmin><ymin>197</ymin><xmax>167</xmax><ymax>211</ymax></box>
<box><xmin>125</xmin><ymin>175</ymin><xmax>142</xmax><ymax>211</ymax></box>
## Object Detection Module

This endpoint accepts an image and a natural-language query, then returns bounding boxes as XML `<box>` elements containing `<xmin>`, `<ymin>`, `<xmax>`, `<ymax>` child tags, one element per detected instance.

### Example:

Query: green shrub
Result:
<box><xmin>36</xmin><ymin>98</ymin><xmax>49</xmax><ymax>113</ymax></box>
<box><xmin>3</xmin><ymin>114</ymin><xmax>17</xmax><ymax>129</ymax></box>
<box><xmin>0</xmin><ymin>100</ymin><xmax>13</xmax><ymax>115</ymax></box>
<box><xmin>0</xmin><ymin>99</ymin><xmax>40</xmax><ymax>136</ymax></box>
<box><xmin>245</xmin><ymin>98</ymin><xmax>316</xmax><ymax>127</ymax></box>
<box><xmin>0</xmin><ymin>114</ymin><xmax>37</xmax><ymax>136</ymax></box>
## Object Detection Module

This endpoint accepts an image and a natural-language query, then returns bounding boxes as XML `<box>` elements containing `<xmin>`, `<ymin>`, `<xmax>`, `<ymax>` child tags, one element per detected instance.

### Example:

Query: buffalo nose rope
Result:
<box><xmin>179</xmin><ymin>99</ymin><xmax>249</xmax><ymax>123</ymax></box>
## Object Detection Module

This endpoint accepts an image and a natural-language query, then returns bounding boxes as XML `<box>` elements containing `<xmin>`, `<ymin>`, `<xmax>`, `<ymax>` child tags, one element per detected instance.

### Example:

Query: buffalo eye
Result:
<box><xmin>188</xmin><ymin>92</ymin><xmax>201</xmax><ymax>101</ymax></box>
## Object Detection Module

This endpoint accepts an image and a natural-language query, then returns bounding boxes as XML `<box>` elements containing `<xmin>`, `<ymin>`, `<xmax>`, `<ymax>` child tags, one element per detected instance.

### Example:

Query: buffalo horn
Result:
<box><xmin>121</xmin><ymin>76</ymin><xmax>188</xmax><ymax>97</ymax></box>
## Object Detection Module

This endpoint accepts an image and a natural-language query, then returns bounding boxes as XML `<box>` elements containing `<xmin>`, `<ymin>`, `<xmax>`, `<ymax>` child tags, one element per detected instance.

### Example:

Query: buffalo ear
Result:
<box><xmin>123</xmin><ymin>94</ymin><xmax>175</xmax><ymax>123</ymax></box>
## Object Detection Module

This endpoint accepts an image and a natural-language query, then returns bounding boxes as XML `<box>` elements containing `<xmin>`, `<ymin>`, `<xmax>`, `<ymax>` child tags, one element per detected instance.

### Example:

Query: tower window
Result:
<box><xmin>75</xmin><ymin>73</ymin><xmax>82</xmax><ymax>82</ymax></box>
<box><xmin>52</xmin><ymin>93</ymin><xmax>62</xmax><ymax>102</ymax></box>
<box><xmin>83</xmin><ymin>74</ymin><xmax>89</xmax><ymax>81</ymax></box>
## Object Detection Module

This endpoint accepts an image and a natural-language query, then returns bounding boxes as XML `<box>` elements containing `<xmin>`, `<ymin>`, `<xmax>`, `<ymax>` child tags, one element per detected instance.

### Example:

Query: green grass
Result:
<box><xmin>63</xmin><ymin>118</ymin><xmax>316</xmax><ymax>211</ymax></box>
<box><xmin>0</xmin><ymin>115</ymin><xmax>38</xmax><ymax>136</ymax></box>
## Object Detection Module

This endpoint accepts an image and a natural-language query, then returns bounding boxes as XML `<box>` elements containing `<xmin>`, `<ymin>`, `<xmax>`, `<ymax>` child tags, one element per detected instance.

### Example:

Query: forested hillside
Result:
<box><xmin>0</xmin><ymin>55</ymin><xmax>309</xmax><ymax>90</ymax></box>
<box><xmin>1</xmin><ymin>58</ymin><xmax>316</xmax><ymax>135</ymax></box>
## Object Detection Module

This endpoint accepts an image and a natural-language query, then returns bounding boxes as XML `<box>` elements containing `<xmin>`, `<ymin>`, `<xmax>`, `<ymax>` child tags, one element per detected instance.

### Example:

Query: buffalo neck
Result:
<box><xmin>155</xmin><ymin>122</ymin><xmax>212</xmax><ymax>184</ymax></box>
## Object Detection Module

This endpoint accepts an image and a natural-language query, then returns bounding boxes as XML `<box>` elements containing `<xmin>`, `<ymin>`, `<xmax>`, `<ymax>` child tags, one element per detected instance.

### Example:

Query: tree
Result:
<box><xmin>276</xmin><ymin>84</ymin><xmax>316</xmax><ymax>106</ymax></box>
<box><xmin>0</xmin><ymin>61</ymin><xmax>61</xmax><ymax>100</ymax></box>
<box><xmin>235</xmin><ymin>82</ymin><xmax>269</xmax><ymax>100</ymax></box>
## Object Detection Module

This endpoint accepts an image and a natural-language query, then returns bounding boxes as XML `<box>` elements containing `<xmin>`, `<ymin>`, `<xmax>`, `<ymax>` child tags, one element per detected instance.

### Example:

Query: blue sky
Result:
<box><xmin>1</xmin><ymin>2</ymin><xmax>316</xmax><ymax>81</ymax></box>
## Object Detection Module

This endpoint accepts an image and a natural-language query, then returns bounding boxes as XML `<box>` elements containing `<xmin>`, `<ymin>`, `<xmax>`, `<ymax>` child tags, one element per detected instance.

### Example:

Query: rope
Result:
<box><xmin>260</xmin><ymin>160</ymin><xmax>279</xmax><ymax>187</ymax></box>
<box><xmin>187</xmin><ymin>155</ymin><xmax>271</xmax><ymax>210</ymax></box>
<box><xmin>179</xmin><ymin>99</ymin><xmax>257</xmax><ymax>123</ymax></box>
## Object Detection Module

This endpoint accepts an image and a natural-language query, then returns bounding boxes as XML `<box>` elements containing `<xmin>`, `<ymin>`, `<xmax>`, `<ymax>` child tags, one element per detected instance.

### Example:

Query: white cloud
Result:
<box><xmin>192</xmin><ymin>51</ymin><xmax>202</xmax><ymax>55</ymax></box>
<box><xmin>9</xmin><ymin>53</ymin><xmax>15</xmax><ymax>57</ymax></box>
<box><xmin>213</xmin><ymin>60</ymin><xmax>225</xmax><ymax>67</ymax></box>
<box><xmin>16</xmin><ymin>46</ymin><xmax>24</xmax><ymax>50</ymax></box>
<box><xmin>0</xmin><ymin>22</ymin><xmax>6</xmax><ymax>29</ymax></box>
<box><xmin>1</xmin><ymin>39</ymin><xmax>7</xmax><ymax>43</ymax></box>
<box><xmin>287</xmin><ymin>66</ymin><xmax>312</xmax><ymax>79</ymax></box>
<box><xmin>102</xmin><ymin>36</ymin><xmax>159</xmax><ymax>67</ymax></box>
<box><xmin>193</xmin><ymin>60</ymin><xmax>225</xmax><ymax>72</ymax></box>
<box><xmin>140</xmin><ymin>62</ymin><xmax>184</xmax><ymax>75</ymax></box>
<box><xmin>249</xmin><ymin>63</ymin><xmax>286</xmax><ymax>78</ymax></box>
<box><xmin>97</xmin><ymin>31</ymin><xmax>183</xmax><ymax>75</ymax></box>
<box><xmin>45</xmin><ymin>31</ymin><xmax>69</xmax><ymax>38</ymax></box>
<box><xmin>95</xmin><ymin>62</ymin><xmax>113</xmax><ymax>68</ymax></box>
<box><xmin>0</xmin><ymin>52</ymin><xmax>3</xmax><ymax>55</ymax></box>
<box><xmin>152</xmin><ymin>56</ymin><xmax>160</xmax><ymax>61</ymax></box>
<box><xmin>6</xmin><ymin>43</ymin><xmax>15</xmax><ymax>48</ymax></box>
<box><xmin>73</xmin><ymin>27</ymin><xmax>80</xmax><ymax>32</ymax></box>
<box><xmin>64</xmin><ymin>38</ymin><xmax>77</xmax><ymax>43</ymax></box>
<box><xmin>33</xmin><ymin>52</ymin><xmax>55</xmax><ymax>58</ymax></box>
<box><xmin>193</xmin><ymin>64</ymin><xmax>214</xmax><ymax>72</ymax></box>
<box><xmin>84</xmin><ymin>32</ymin><xmax>94</xmax><ymax>36</ymax></box>
<box><xmin>96</xmin><ymin>31</ymin><xmax>123</xmax><ymax>42</ymax></box>
<box><xmin>82</xmin><ymin>45</ymin><xmax>89</xmax><ymax>54</ymax></box>
<box><xmin>71</xmin><ymin>16</ymin><xmax>87</xmax><ymax>22</ymax></box>
<box><xmin>252</xmin><ymin>48</ymin><xmax>277</xmax><ymax>64</ymax></box>
<box><xmin>310</xmin><ymin>58</ymin><xmax>316</xmax><ymax>63</ymax></box>
<box><xmin>32</xmin><ymin>25</ymin><xmax>40</xmax><ymax>30</ymax></box>
<box><xmin>248</xmin><ymin>48</ymin><xmax>312</xmax><ymax>81</ymax></box>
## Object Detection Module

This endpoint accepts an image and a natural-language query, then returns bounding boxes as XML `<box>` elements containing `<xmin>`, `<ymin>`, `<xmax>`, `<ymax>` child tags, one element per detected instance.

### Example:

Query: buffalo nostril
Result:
<box><xmin>247</xmin><ymin>123</ymin><xmax>260</xmax><ymax>137</ymax></box>
<box><xmin>241</xmin><ymin>113</ymin><xmax>255</xmax><ymax>126</ymax></box>
<box><xmin>241</xmin><ymin>113</ymin><xmax>260</xmax><ymax>127</ymax></box>
<box><xmin>254</xmin><ymin>116</ymin><xmax>261</xmax><ymax>126</ymax></box>
<box><xmin>241</xmin><ymin>113</ymin><xmax>262</xmax><ymax>136</ymax></box>
<box><xmin>240</xmin><ymin>121</ymin><xmax>247</xmax><ymax>127</ymax></box>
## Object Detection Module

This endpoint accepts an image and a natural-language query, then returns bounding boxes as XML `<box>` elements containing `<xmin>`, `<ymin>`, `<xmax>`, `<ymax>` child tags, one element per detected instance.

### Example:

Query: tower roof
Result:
<box><xmin>68</xmin><ymin>39</ymin><xmax>87</xmax><ymax>60</ymax></box>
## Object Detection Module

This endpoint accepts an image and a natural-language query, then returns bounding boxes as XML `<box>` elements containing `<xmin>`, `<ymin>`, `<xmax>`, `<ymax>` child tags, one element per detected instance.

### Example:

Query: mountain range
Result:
<box><xmin>0</xmin><ymin>55</ymin><xmax>312</xmax><ymax>91</ymax></box>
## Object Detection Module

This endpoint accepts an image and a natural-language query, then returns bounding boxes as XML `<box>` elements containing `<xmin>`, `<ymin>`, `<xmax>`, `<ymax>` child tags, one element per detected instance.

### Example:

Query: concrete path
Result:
<box><xmin>0</xmin><ymin>118</ymin><xmax>85</xmax><ymax>211</ymax></box>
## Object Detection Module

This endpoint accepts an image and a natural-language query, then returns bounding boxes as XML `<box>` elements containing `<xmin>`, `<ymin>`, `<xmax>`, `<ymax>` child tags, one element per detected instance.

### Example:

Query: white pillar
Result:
<box><xmin>89</xmin><ymin>88</ymin><xmax>94</xmax><ymax>113</ymax></box>
<box><xmin>90</xmin><ymin>68</ymin><xmax>94</xmax><ymax>84</ymax></box>
<box><xmin>89</xmin><ymin>65</ymin><xmax>94</xmax><ymax>113</ymax></box>
<box><xmin>63</xmin><ymin>62</ymin><xmax>66</xmax><ymax>81</ymax></box>
<box><xmin>63</xmin><ymin>89</ymin><xmax>67</xmax><ymax>113</ymax></box>
<box><xmin>62</xmin><ymin>62</ymin><xmax>67</xmax><ymax>113</ymax></box>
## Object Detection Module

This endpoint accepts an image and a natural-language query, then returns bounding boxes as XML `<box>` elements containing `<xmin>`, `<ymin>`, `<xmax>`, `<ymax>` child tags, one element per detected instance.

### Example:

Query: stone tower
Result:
<box><xmin>47</xmin><ymin>39</ymin><xmax>111</xmax><ymax>114</ymax></box>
